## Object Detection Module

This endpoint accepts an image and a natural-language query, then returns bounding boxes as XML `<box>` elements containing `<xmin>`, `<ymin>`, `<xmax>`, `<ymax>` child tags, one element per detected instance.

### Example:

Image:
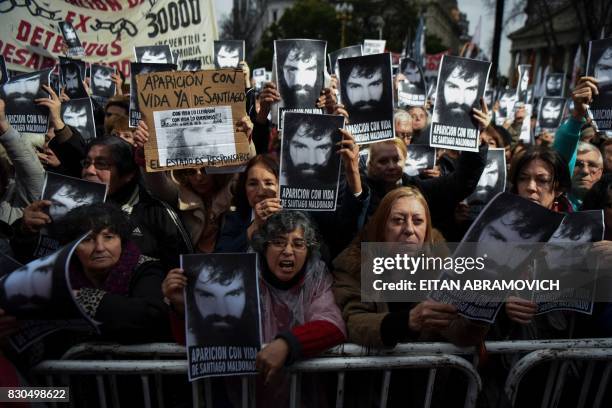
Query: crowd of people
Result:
<box><xmin>1</xmin><ymin>36</ymin><xmax>612</xmax><ymax>407</ymax></box>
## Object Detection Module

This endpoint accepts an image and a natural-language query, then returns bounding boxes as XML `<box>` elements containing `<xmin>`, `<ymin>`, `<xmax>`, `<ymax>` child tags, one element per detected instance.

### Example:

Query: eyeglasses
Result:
<box><xmin>81</xmin><ymin>158</ymin><xmax>113</xmax><ymax>170</ymax></box>
<box><xmin>268</xmin><ymin>238</ymin><xmax>308</xmax><ymax>251</ymax></box>
<box><xmin>575</xmin><ymin>159</ymin><xmax>602</xmax><ymax>174</ymax></box>
<box><xmin>396</xmin><ymin>132</ymin><xmax>413</xmax><ymax>140</ymax></box>
<box><xmin>183</xmin><ymin>167</ymin><xmax>206</xmax><ymax>176</ymax></box>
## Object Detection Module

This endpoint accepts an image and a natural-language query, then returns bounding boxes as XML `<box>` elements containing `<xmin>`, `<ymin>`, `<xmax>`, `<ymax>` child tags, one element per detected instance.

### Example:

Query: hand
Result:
<box><xmin>256</xmin><ymin>338</ymin><xmax>290</xmax><ymax>385</ymax></box>
<box><xmin>256</xmin><ymin>82</ymin><xmax>281</xmax><ymax>124</ymax></box>
<box><xmin>235</xmin><ymin>115</ymin><xmax>254</xmax><ymax>141</ymax></box>
<box><xmin>59</xmin><ymin>87</ymin><xmax>70</xmax><ymax>102</ymax></box>
<box><xmin>472</xmin><ymin>97</ymin><xmax>491</xmax><ymax>131</ymax></box>
<box><xmin>83</xmin><ymin>77</ymin><xmax>92</xmax><ymax>96</ymax></box>
<box><xmin>253</xmin><ymin>198</ymin><xmax>282</xmax><ymax>223</ymax></box>
<box><xmin>591</xmin><ymin>240</ymin><xmax>612</xmax><ymax>266</ymax></box>
<box><xmin>394</xmin><ymin>73</ymin><xmax>407</xmax><ymax>92</ymax></box>
<box><xmin>409</xmin><ymin>300</ymin><xmax>458</xmax><ymax>332</ymax></box>
<box><xmin>133</xmin><ymin>120</ymin><xmax>149</xmax><ymax>148</ymax></box>
<box><xmin>0</xmin><ymin>98</ymin><xmax>8</xmax><ymax>134</ymax></box>
<box><xmin>419</xmin><ymin>165</ymin><xmax>441</xmax><ymax>178</ymax></box>
<box><xmin>35</xmin><ymin>85</ymin><xmax>64</xmax><ymax>130</ymax></box>
<box><xmin>0</xmin><ymin>308</ymin><xmax>19</xmax><ymax>340</ymax></box>
<box><xmin>161</xmin><ymin>268</ymin><xmax>187</xmax><ymax>314</ymax></box>
<box><xmin>333</xmin><ymin>103</ymin><xmax>349</xmax><ymax>122</ymax></box>
<box><xmin>111</xmin><ymin>73</ymin><xmax>123</xmax><ymax>95</ymax></box>
<box><xmin>22</xmin><ymin>200</ymin><xmax>52</xmax><ymax>233</ymax></box>
<box><xmin>239</xmin><ymin>61</ymin><xmax>251</xmax><ymax>88</ymax></box>
<box><xmin>571</xmin><ymin>76</ymin><xmax>598</xmax><ymax>119</ymax></box>
<box><xmin>336</xmin><ymin>128</ymin><xmax>361</xmax><ymax>194</ymax></box>
<box><xmin>454</xmin><ymin>201</ymin><xmax>470</xmax><ymax>224</ymax></box>
<box><xmin>505</xmin><ymin>296</ymin><xmax>537</xmax><ymax>325</ymax></box>
<box><xmin>321</xmin><ymin>88</ymin><xmax>337</xmax><ymax>114</ymax></box>
<box><xmin>37</xmin><ymin>147</ymin><xmax>61</xmax><ymax>168</ymax></box>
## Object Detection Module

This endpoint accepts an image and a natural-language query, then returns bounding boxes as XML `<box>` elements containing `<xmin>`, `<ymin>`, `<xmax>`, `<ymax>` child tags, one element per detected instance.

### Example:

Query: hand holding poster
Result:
<box><xmin>0</xmin><ymin>69</ymin><xmax>51</xmax><ymax>134</ymax></box>
<box><xmin>136</xmin><ymin>69</ymin><xmax>251</xmax><ymax>172</ymax></box>
<box><xmin>183</xmin><ymin>253</ymin><xmax>261</xmax><ymax>381</ymax></box>
<box><xmin>586</xmin><ymin>37</ymin><xmax>612</xmax><ymax>130</ymax></box>
<box><xmin>338</xmin><ymin>53</ymin><xmax>395</xmax><ymax>144</ymax></box>
<box><xmin>214</xmin><ymin>40</ymin><xmax>245</xmax><ymax>69</ymax></box>
<box><xmin>430</xmin><ymin>55</ymin><xmax>491</xmax><ymax>152</ymax></box>
<box><xmin>279</xmin><ymin>112</ymin><xmax>345</xmax><ymax>211</ymax></box>
<box><xmin>59</xmin><ymin>21</ymin><xmax>85</xmax><ymax>58</ymax></box>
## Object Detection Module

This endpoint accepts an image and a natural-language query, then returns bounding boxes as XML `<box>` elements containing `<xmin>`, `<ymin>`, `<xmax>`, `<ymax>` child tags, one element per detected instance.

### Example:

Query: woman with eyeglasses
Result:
<box><xmin>162</xmin><ymin>210</ymin><xmax>346</xmax><ymax>406</ymax></box>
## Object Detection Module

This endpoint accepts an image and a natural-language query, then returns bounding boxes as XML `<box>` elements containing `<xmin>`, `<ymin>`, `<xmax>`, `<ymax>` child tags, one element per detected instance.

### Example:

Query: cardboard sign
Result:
<box><xmin>136</xmin><ymin>69</ymin><xmax>250</xmax><ymax>172</ymax></box>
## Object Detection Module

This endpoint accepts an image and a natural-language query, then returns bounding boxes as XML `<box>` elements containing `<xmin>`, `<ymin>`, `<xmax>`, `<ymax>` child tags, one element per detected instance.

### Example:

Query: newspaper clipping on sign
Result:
<box><xmin>136</xmin><ymin>69</ymin><xmax>251</xmax><ymax>172</ymax></box>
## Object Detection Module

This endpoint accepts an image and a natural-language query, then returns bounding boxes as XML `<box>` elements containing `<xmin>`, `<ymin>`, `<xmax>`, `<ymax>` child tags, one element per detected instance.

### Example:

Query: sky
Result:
<box><xmin>213</xmin><ymin>0</ymin><xmax>526</xmax><ymax>76</ymax></box>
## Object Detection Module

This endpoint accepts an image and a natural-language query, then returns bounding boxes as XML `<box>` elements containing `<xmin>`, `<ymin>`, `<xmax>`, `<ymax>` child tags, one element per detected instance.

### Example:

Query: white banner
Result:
<box><xmin>0</xmin><ymin>0</ymin><xmax>218</xmax><ymax>77</ymax></box>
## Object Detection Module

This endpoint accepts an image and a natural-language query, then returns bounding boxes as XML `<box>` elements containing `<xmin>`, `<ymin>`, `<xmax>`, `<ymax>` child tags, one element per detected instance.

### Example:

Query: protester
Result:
<box><xmin>394</xmin><ymin>109</ymin><xmax>413</xmax><ymax>145</ymax></box>
<box><xmin>569</xmin><ymin>141</ymin><xmax>604</xmax><ymax>209</ymax></box>
<box><xmin>407</xmin><ymin>105</ymin><xmax>430</xmax><ymax>144</ymax></box>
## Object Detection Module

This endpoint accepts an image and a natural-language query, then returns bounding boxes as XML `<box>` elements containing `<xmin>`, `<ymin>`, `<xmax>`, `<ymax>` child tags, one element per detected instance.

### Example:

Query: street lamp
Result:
<box><xmin>335</xmin><ymin>3</ymin><xmax>354</xmax><ymax>48</ymax></box>
<box><xmin>370</xmin><ymin>15</ymin><xmax>384</xmax><ymax>40</ymax></box>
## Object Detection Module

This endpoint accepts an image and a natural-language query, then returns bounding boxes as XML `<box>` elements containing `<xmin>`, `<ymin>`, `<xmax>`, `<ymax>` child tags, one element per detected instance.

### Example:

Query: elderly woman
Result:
<box><xmin>163</xmin><ymin>211</ymin><xmax>346</xmax><ymax>405</ymax></box>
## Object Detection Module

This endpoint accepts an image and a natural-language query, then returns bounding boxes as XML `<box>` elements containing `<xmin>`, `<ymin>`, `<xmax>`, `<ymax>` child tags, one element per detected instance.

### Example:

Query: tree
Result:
<box><xmin>219</xmin><ymin>0</ymin><xmax>269</xmax><ymax>58</ymax></box>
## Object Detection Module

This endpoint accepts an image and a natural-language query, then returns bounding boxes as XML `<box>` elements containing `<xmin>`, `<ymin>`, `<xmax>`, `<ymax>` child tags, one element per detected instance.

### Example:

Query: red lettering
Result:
<box><xmin>85</xmin><ymin>43</ymin><xmax>97</xmax><ymax>55</ymax></box>
<box><xmin>110</xmin><ymin>40</ymin><xmax>122</xmax><ymax>56</ymax></box>
<box><xmin>25</xmin><ymin>53</ymin><xmax>40</xmax><ymax>69</ymax></box>
<box><xmin>91</xmin><ymin>0</ymin><xmax>107</xmax><ymax>10</ymax></box>
<box><xmin>52</xmin><ymin>36</ymin><xmax>64</xmax><ymax>53</ymax></box>
<box><xmin>42</xmin><ymin>31</ymin><xmax>55</xmax><ymax>49</ymax></box>
<box><xmin>74</xmin><ymin>15</ymin><xmax>91</xmax><ymax>32</ymax></box>
<box><xmin>14</xmin><ymin>48</ymin><xmax>29</xmax><ymax>65</ymax></box>
<box><xmin>17</xmin><ymin>21</ymin><xmax>31</xmax><ymax>42</ymax></box>
<box><xmin>128</xmin><ymin>0</ymin><xmax>144</xmax><ymax>7</ymax></box>
<box><xmin>31</xmin><ymin>26</ymin><xmax>44</xmax><ymax>47</ymax></box>
<box><xmin>2</xmin><ymin>43</ymin><xmax>16</xmax><ymax>61</ymax></box>
<box><xmin>107</xmin><ymin>0</ymin><xmax>122</xmax><ymax>11</ymax></box>
<box><xmin>65</xmin><ymin>11</ymin><xmax>76</xmax><ymax>25</ymax></box>
<box><xmin>96</xmin><ymin>44</ymin><xmax>108</xmax><ymax>57</ymax></box>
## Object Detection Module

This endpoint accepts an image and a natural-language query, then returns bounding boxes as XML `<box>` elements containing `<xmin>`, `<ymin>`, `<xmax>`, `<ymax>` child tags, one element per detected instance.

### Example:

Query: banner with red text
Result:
<box><xmin>0</xmin><ymin>0</ymin><xmax>217</xmax><ymax>78</ymax></box>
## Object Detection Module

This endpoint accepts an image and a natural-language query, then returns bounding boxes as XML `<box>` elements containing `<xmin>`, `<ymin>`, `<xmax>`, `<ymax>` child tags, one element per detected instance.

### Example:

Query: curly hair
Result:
<box><xmin>250</xmin><ymin>211</ymin><xmax>320</xmax><ymax>258</ymax></box>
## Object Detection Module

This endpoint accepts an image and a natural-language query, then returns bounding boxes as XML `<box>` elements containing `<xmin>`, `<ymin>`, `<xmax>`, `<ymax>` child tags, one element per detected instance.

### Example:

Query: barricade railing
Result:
<box><xmin>31</xmin><ymin>338</ymin><xmax>612</xmax><ymax>408</ymax></box>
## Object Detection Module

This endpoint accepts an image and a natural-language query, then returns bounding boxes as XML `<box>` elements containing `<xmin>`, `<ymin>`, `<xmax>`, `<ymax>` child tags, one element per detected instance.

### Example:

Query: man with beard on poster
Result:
<box><xmin>545</xmin><ymin>74</ymin><xmax>563</xmax><ymax>97</ymax></box>
<box><xmin>593</xmin><ymin>44</ymin><xmax>612</xmax><ymax>100</ymax></box>
<box><xmin>434</xmin><ymin>58</ymin><xmax>483</xmax><ymax>129</ymax></box>
<box><xmin>539</xmin><ymin>98</ymin><xmax>565</xmax><ymax>129</ymax></box>
<box><xmin>187</xmin><ymin>256</ymin><xmax>257</xmax><ymax>346</ymax></box>
<box><xmin>61</xmin><ymin>63</ymin><xmax>86</xmax><ymax>99</ymax></box>
<box><xmin>1</xmin><ymin>72</ymin><xmax>45</xmax><ymax>113</ymax></box>
<box><xmin>214</xmin><ymin>41</ymin><xmax>242</xmax><ymax>69</ymax></box>
<box><xmin>62</xmin><ymin>101</ymin><xmax>94</xmax><ymax>142</ymax></box>
<box><xmin>341</xmin><ymin>60</ymin><xmax>390</xmax><ymax>122</ymax></box>
<box><xmin>277</xmin><ymin>41</ymin><xmax>323</xmax><ymax>108</ymax></box>
<box><xmin>280</xmin><ymin>117</ymin><xmax>338</xmax><ymax>189</ymax></box>
<box><xmin>91</xmin><ymin>66</ymin><xmax>114</xmax><ymax>96</ymax></box>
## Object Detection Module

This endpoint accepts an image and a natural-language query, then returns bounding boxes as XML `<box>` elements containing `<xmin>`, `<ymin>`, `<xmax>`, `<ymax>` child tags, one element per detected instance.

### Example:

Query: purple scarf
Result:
<box><xmin>70</xmin><ymin>241</ymin><xmax>141</xmax><ymax>295</ymax></box>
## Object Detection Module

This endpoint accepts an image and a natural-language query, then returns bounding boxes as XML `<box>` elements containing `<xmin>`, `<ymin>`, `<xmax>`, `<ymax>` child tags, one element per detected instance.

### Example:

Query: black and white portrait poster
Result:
<box><xmin>274</xmin><ymin>39</ymin><xmax>327</xmax><ymax>128</ymax></box>
<box><xmin>183</xmin><ymin>253</ymin><xmax>261</xmax><ymax>381</ymax></box>
<box><xmin>464</xmin><ymin>147</ymin><xmax>506</xmax><ymax>220</ymax></box>
<box><xmin>90</xmin><ymin>64</ymin><xmax>116</xmax><ymax>105</ymax></box>
<box><xmin>537</xmin><ymin>97</ymin><xmax>566</xmax><ymax>131</ymax></box>
<box><xmin>134</xmin><ymin>45</ymin><xmax>174</xmax><ymax>64</ymax></box>
<box><xmin>495</xmin><ymin>88</ymin><xmax>517</xmax><ymax>125</ymax></box>
<box><xmin>484</xmin><ymin>89</ymin><xmax>494</xmax><ymax>108</ymax></box>
<box><xmin>0</xmin><ymin>235</ymin><xmax>100</xmax><ymax>352</ymax></box>
<box><xmin>398</xmin><ymin>57</ymin><xmax>427</xmax><ymax>108</ymax></box>
<box><xmin>544</xmin><ymin>72</ymin><xmax>565</xmax><ymax>97</ymax></box>
<box><xmin>328</xmin><ymin>45</ymin><xmax>363</xmax><ymax>77</ymax></box>
<box><xmin>180</xmin><ymin>59</ymin><xmax>202</xmax><ymax>72</ymax></box>
<box><xmin>213</xmin><ymin>40</ymin><xmax>245</xmax><ymax>69</ymax></box>
<box><xmin>338</xmin><ymin>53</ymin><xmax>394</xmax><ymax>144</ymax></box>
<box><xmin>534</xmin><ymin>210</ymin><xmax>604</xmax><ymax>315</ymax></box>
<box><xmin>252</xmin><ymin>67</ymin><xmax>266</xmax><ymax>91</ymax></box>
<box><xmin>0</xmin><ymin>69</ymin><xmax>51</xmax><ymax>134</ymax></box>
<box><xmin>363</xmin><ymin>39</ymin><xmax>386</xmax><ymax>55</ymax></box>
<box><xmin>59</xmin><ymin>21</ymin><xmax>85</xmax><ymax>58</ymax></box>
<box><xmin>60</xmin><ymin>60</ymin><xmax>88</xmax><ymax>99</ymax></box>
<box><xmin>59</xmin><ymin>57</ymin><xmax>86</xmax><ymax>82</ymax></box>
<box><xmin>129</xmin><ymin>62</ymin><xmax>177</xmax><ymax>127</ymax></box>
<box><xmin>586</xmin><ymin>37</ymin><xmax>612</xmax><ymax>130</ymax></box>
<box><xmin>50</xmin><ymin>73</ymin><xmax>61</xmax><ymax>96</ymax></box>
<box><xmin>279</xmin><ymin>112</ymin><xmax>345</xmax><ymax>211</ymax></box>
<box><xmin>430</xmin><ymin>193</ymin><xmax>564</xmax><ymax>323</ymax></box>
<box><xmin>0</xmin><ymin>56</ymin><xmax>8</xmax><ymax>85</ymax></box>
<box><xmin>516</xmin><ymin>64</ymin><xmax>531</xmax><ymax>103</ymax></box>
<box><xmin>35</xmin><ymin>172</ymin><xmax>107</xmax><ymax>257</ymax></box>
<box><xmin>404</xmin><ymin>145</ymin><xmax>436</xmax><ymax>176</ymax></box>
<box><xmin>61</xmin><ymin>98</ymin><xmax>97</xmax><ymax>143</ymax></box>
<box><xmin>430</xmin><ymin>56</ymin><xmax>491</xmax><ymax>152</ymax></box>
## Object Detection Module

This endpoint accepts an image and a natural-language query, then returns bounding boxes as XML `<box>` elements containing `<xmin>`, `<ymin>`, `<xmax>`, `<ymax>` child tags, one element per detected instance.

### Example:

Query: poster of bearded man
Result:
<box><xmin>430</xmin><ymin>55</ymin><xmax>491</xmax><ymax>152</ymax></box>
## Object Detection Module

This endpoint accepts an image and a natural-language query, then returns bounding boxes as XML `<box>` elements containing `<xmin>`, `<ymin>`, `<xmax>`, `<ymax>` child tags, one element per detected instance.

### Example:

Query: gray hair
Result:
<box><xmin>394</xmin><ymin>109</ymin><xmax>412</xmax><ymax>124</ymax></box>
<box><xmin>251</xmin><ymin>211</ymin><xmax>320</xmax><ymax>256</ymax></box>
<box><xmin>577</xmin><ymin>141</ymin><xmax>603</xmax><ymax>166</ymax></box>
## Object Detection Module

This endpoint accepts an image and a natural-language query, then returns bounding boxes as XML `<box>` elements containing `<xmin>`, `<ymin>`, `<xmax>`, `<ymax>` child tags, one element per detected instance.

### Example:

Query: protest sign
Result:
<box><xmin>279</xmin><ymin>112</ymin><xmax>345</xmax><ymax>211</ymax></box>
<box><xmin>544</xmin><ymin>72</ymin><xmax>565</xmax><ymax>97</ymax></box>
<box><xmin>430</xmin><ymin>55</ymin><xmax>491</xmax><ymax>152</ymax></box>
<box><xmin>397</xmin><ymin>57</ymin><xmax>427</xmax><ymax>108</ymax></box>
<box><xmin>59</xmin><ymin>21</ymin><xmax>84</xmax><ymax>58</ymax></box>
<box><xmin>586</xmin><ymin>38</ymin><xmax>612</xmax><ymax>130</ymax></box>
<box><xmin>338</xmin><ymin>53</ymin><xmax>395</xmax><ymax>144</ymax></box>
<box><xmin>214</xmin><ymin>40</ymin><xmax>245</xmax><ymax>69</ymax></box>
<box><xmin>183</xmin><ymin>253</ymin><xmax>261</xmax><ymax>381</ymax></box>
<box><xmin>136</xmin><ymin>69</ymin><xmax>251</xmax><ymax>172</ymax></box>
<box><xmin>61</xmin><ymin>98</ymin><xmax>97</xmax><ymax>143</ymax></box>
<box><xmin>0</xmin><ymin>69</ymin><xmax>51</xmax><ymax>134</ymax></box>
<box><xmin>363</xmin><ymin>40</ymin><xmax>386</xmax><ymax>55</ymax></box>
<box><xmin>129</xmin><ymin>62</ymin><xmax>177</xmax><ymax>127</ymax></box>
<box><xmin>90</xmin><ymin>64</ymin><xmax>116</xmax><ymax>105</ymax></box>
<box><xmin>464</xmin><ymin>148</ymin><xmax>506</xmax><ymax>220</ymax></box>
<box><xmin>404</xmin><ymin>145</ymin><xmax>436</xmax><ymax>176</ymax></box>
<box><xmin>537</xmin><ymin>97</ymin><xmax>566</xmax><ymax>132</ymax></box>
<box><xmin>0</xmin><ymin>1</ymin><xmax>218</xmax><ymax>77</ymax></box>
<box><xmin>135</xmin><ymin>45</ymin><xmax>174</xmax><ymax>64</ymax></box>
<box><xmin>516</xmin><ymin>64</ymin><xmax>531</xmax><ymax>102</ymax></box>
